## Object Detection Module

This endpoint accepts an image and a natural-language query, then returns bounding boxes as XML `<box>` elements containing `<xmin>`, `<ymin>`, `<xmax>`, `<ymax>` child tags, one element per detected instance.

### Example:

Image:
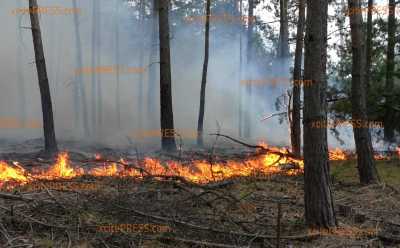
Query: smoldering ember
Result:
<box><xmin>0</xmin><ymin>0</ymin><xmax>399</xmax><ymax>247</ymax></box>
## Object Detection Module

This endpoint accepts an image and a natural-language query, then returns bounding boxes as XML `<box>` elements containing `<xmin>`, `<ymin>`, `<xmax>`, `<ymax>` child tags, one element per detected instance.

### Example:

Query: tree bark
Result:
<box><xmin>158</xmin><ymin>0</ymin><xmax>176</xmax><ymax>151</ymax></box>
<box><xmin>291</xmin><ymin>0</ymin><xmax>305</xmax><ymax>157</ymax></box>
<box><xmin>384</xmin><ymin>0</ymin><xmax>396</xmax><ymax>141</ymax></box>
<box><xmin>348</xmin><ymin>0</ymin><xmax>380</xmax><ymax>184</ymax></box>
<box><xmin>137</xmin><ymin>0</ymin><xmax>146</xmax><ymax>131</ymax></box>
<box><xmin>303</xmin><ymin>0</ymin><xmax>336</xmax><ymax>228</ymax></box>
<box><xmin>197</xmin><ymin>0</ymin><xmax>211</xmax><ymax>147</ymax></box>
<box><xmin>29</xmin><ymin>0</ymin><xmax>58</xmax><ymax>154</ymax></box>
<box><xmin>72</xmin><ymin>0</ymin><xmax>89</xmax><ymax>137</ymax></box>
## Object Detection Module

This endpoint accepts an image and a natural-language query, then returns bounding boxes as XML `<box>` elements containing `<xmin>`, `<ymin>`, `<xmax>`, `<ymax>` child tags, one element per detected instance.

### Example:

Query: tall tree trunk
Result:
<box><xmin>16</xmin><ymin>0</ymin><xmax>27</xmax><ymax>127</ymax></box>
<box><xmin>278</xmin><ymin>0</ymin><xmax>289</xmax><ymax>58</ymax></box>
<box><xmin>91</xmin><ymin>0</ymin><xmax>98</xmax><ymax>134</ymax></box>
<box><xmin>197</xmin><ymin>0</ymin><xmax>211</xmax><ymax>146</ymax></box>
<box><xmin>158</xmin><ymin>0</ymin><xmax>176</xmax><ymax>151</ymax></box>
<box><xmin>29</xmin><ymin>0</ymin><xmax>58</xmax><ymax>154</ymax></box>
<box><xmin>303</xmin><ymin>0</ymin><xmax>336</xmax><ymax>228</ymax></box>
<box><xmin>291</xmin><ymin>0</ymin><xmax>305</xmax><ymax>157</ymax></box>
<box><xmin>384</xmin><ymin>0</ymin><xmax>396</xmax><ymax>141</ymax></box>
<box><xmin>244</xmin><ymin>0</ymin><xmax>254</xmax><ymax>138</ymax></box>
<box><xmin>348</xmin><ymin>0</ymin><xmax>380</xmax><ymax>184</ymax></box>
<box><xmin>137</xmin><ymin>0</ymin><xmax>146</xmax><ymax>131</ymax></box>
<box><xmin>147</xmin><ymin>0</ymin><xmax>159</xmax><ymax>128</ymax></box>
<box><xmin>115</xmin><ymin>2</ymin><xmax>121</xmax><ymax>129</ymax></box>
<box><xmin>365</xmin><ymin>0</ymin><xmax>373</xmax><ymax>94</ymax></box>
<box><xmin>238</xmin><ymin>0</ymin><xmax>243</xmax><ymax>137</ymax></box>
<box><xmin>72</xmin><ymin>0</ymin><xmax>89</xmax><ymax>137</ymax></box>
<box><xmin>96</xmin><ymin>1</ymin><xmax>102</xmax><ymax>130</ymax></box>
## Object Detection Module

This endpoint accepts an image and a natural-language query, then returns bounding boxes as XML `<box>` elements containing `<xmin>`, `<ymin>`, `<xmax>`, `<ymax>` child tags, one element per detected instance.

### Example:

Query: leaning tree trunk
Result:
<box><xmin>303</xmin><ymin>0</ymin><xmax>336</xmax><ymax>228</ymax></box>
<box><xmin>72</xmin><ymin>0</ymin><xmax>89</xmax><ymax>137</ymax></box>
<box><xmin>384</xmin><ymin>0</ymin><xmax>396</xmax><ymax>141</ymax></box>
<box><xmin>158</xmin><ymin>0</ymin><xmax>176</xmax><ymax>151</ymax></box>
<box><xmin>348</xmin><ymin>0</ymin><xmax>380</xmax><ymax>184</ymax></box>
<box><xmin>29</xmin><ymin>0</ymin><xmax>58</xmax><ymax>154</ymax></box>
<box><xmin>290</xmin><ymin>0</ymin><xmax>305</xmax><ymax>157</ymax></box>
<box><xmin>244</xmin><ymin>0</ymin><xmax>254</xmax><ymax>138</ymax></box>
<box><xmin>197</xmin><ymin>0</ymin><xmax>211</xmax><ymax>147</ymax></box>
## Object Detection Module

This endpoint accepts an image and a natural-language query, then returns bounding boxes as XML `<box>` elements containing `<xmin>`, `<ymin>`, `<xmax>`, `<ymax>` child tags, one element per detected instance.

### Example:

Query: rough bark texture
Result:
<box><xmin>158</xmin><ymin>0</ymin><xmax>177</xmax><ymax>151</ymax></box>
<box><xmin>197</xmin><ymin>0</ymin><xmax>211</xmax><ymax>147</ymax></box>
<box><xmin>348</xmin><ymin>0</ymin><xmax>380</xmax><ymax>184</ymax></box>
<box><xmin>72</xmin><ymin>0</ymin><xmax>89</xmax><ymax>137</ymax></box>
<box><xmin>278</xmin><ymin>0</ymin><xmax>290</xmax><ymax>58</ymax></box>
<box><xmin>244</xmin><ymin>0</ymin><xmax>254</xmax><ymax>138</ymax></box>
<box><xmin>29</xmin><ymin>0</ymin><xmax>58</xmax><ymax>154</ymax></box>
<box><xmin>384</xmin><ymin>0</ymin><xmax>396</xmax><ymax>141</ymax></box>
<box><xmin>303</xmin><ymin>0</ymin><xmax>336</xmax><ymax>228</ymax></box>
<box><xmin>291</xmin><ymin>0</ymin><xmax>305</xmax><ymax>157</ymax></box>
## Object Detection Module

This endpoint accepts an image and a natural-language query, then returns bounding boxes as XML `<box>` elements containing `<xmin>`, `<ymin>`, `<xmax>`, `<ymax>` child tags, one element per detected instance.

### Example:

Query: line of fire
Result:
<box><xmin>0</xmin><ymin>0</ymin><xmax>399</xmax><ymax>247</ymax></box>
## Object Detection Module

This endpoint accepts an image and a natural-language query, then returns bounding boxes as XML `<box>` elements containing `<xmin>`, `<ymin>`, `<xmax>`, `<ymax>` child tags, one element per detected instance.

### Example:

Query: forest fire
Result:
<box><xmin>0</xmin><ymin>145</ymin><xmax>306</xmax><ymax>190</ymax></box>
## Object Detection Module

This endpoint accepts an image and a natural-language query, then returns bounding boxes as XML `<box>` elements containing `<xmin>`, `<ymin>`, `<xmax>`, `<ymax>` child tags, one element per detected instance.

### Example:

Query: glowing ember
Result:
<box><xmin>95</xmin><ymin>153</ymin><xmax>102</xmax><ymax>160</ymax></box>
<box><xmin>329</xmin><ymin>148</ymin><xmax>347</xmax><ymax>161</ymax></box>
<box><xmin>397</xmin><ymin>147</ymin><xmax>400</xmax><ymax>158</ymax></box>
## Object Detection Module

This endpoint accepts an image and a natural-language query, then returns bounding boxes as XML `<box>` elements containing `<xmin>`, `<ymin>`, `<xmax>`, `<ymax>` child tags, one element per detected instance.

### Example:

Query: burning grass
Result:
<box><xmin>0</xmin><ymin>146</ymin><xmax>399</xmax><ymax>247</ymax></box>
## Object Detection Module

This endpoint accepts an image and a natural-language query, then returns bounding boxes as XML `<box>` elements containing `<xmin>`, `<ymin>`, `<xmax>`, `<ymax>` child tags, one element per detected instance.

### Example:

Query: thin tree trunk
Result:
<box><xmin>91</xmin><ymin>0</ymin><xmax>98</xmax><ymax>134</ymax></box>
<box><xmin>16</xmin><ymin>0</ymin><xmax>27</xmax><ymax>128</ymax></box>
<box><xmin>29</xmin><ymin>0</ymin><xmax>58</xmax><ymax>154</ymax></box>
<box><xmin>384</xmin><ymin>0</ymin><xmax>396</xmax><ymax>141</ymax></box>
<box><xmin>291</xmin><ymin>0</ymin><xmax>305</xmax><ymax>157</ymax></box>
<box><xmin>137</xmin><ymin>0</ymin><xmax>146</xmax><ymax>131</ymax></box>
<box><xmin>348</xmin><ymin>0</ymin><xmax>380</xmax><ymax>184</ymax></box>
<box><xmin>303</xmin><ymin>0</ymin><xmax>336</xmax><ymax>228</ymax></box>
<box><xmin>115</xmin><ymin>3</ymin><xmax>121</xmax><ymax>129</ymax></box>
<box><xmin>72</xmin><ymin>0</ymin><xmax>89</xmax><ymax>137</ymax></box>
<box><xmin>278</xmin><ymin>0</ymin><xmax>289</xmax><ymax>58</ymax></box>
<box><xmin>365</xmin><ymin>0</ymin><xmax>373</xmax><ymax>94</ymax></box>
<box><xmin>197</xmin><ymin>0</ymin><xmax>211</xmax><ymax>146</ymax></box>
<box><xmin>238</xmin><ymin>0</ymin><xmax>243</xmax><ymax>137</ymax></box>
<box><xmin>96</xmin><ymin>1</ymin><xmax>102</xmax><ymax>130</ymax></box>
<box><xmin>158</xmin><ymin>0</ymin><xmax>176</xmax><ymax>151</ymax></box>
<box><xmin>244</xmin><ymin>0</ymin><xmax>254</xmax><ymax>138</ymax></box>
<box><xmin>147</xmin><ymin>0</ymin><xmax>159</xmax><ymax>128</ymax></box>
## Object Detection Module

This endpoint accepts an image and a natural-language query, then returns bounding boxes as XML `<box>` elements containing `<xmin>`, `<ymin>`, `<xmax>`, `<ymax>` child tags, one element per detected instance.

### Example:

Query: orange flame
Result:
<box><xmin>329</xmin><ymin>148</ymin><xmax>347</xmax><ymax>161</ymax></box>
<box><xmin>0</xmin><ymin>144</ymin><xmax>309</xmax><ymax>189</ymax></box>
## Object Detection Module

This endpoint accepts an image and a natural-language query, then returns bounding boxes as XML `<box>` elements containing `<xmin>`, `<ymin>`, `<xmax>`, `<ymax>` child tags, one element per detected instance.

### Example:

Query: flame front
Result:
<box><xmin>36</xmin><ymin>152</ymin><xmax>84</xmax><ymax>179</ymax></box>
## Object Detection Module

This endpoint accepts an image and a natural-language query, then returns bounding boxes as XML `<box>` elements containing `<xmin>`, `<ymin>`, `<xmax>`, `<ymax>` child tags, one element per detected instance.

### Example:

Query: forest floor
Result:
<box><xmin>0</xmin><ymin>140</ymin><xmax>399</xmax><ymax>248</ymax></box>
